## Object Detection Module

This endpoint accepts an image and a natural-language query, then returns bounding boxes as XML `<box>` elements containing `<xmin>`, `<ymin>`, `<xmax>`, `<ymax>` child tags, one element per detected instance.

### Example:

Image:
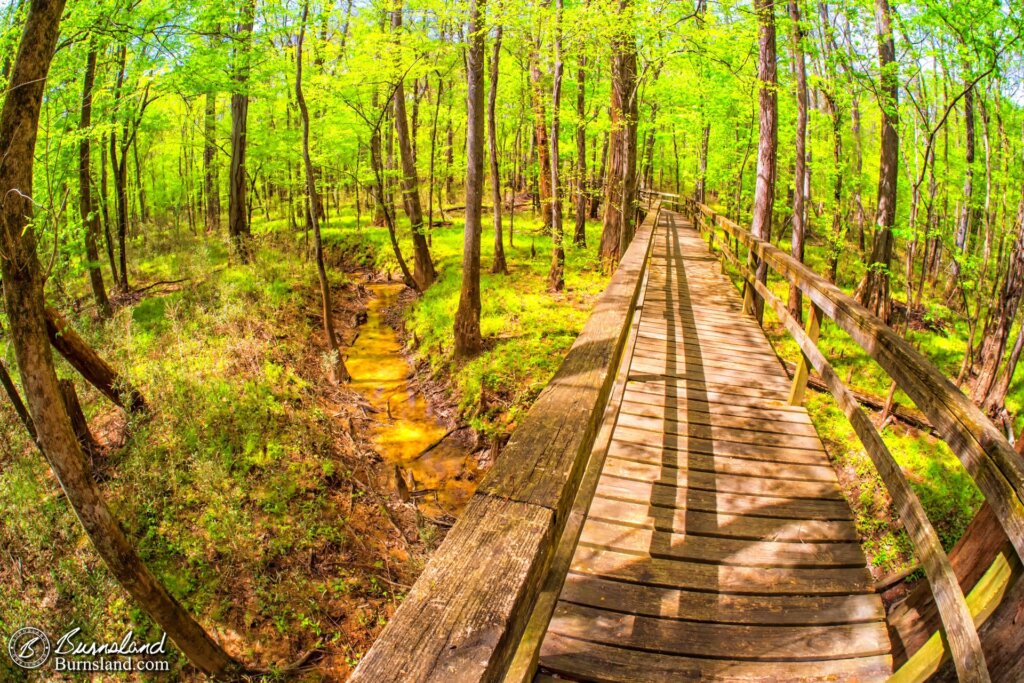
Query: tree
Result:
<box><xmin>297</xmin><ymin>0</ymin><xmax>350</xmax><ymax>384</ymax></box>
<box><xmin>573</xmin><ymin>47</ymin><xmax>587</xmax><ymax>247</ymax></box>
<box><xmin>855</xmin><ymin>0</ymin><xmax>899</xmax><ymax>323</ymax></box>
<box><xmin>598</xmin><ymin>0</ymin><xmax>638</xmax><ymax>266</ymax></box>
<box><xmin>228</xmin><ymin>0</ymin><xmax>256</xmax><ymax>262</ymax></box>
<box><xmin>392</xmin><ymin>1</ymin><xmax>436</xmax><ymax>291</ymax></box>
<box><xmin>454</xmin><ymin>0</ymin><xmax>486</xmax><ymax>359</ymax></box>
<box><xmin>203</xmin><ymin>90</ymin><xmax>220</xmax><ymax>232</ymax></box>
<box><xmin>0</xmin><ymin>0</ymin><xmax>243</xmax><ymax>676</ymax></box>
<box><xmin>489</xmin><ymin>24</ymin><xmax>508</xmax><ymax>275</ymax></box>
<box><xmin>786</xmin><ymin>0</ymin><xmax>807</xmax><ymax>322</ymax></box>
<box><xmin>77</xmin><ymin>46</ymin><xmax>112</xmax><ymax>318</ymax></box>
<box><xmin>746</xmin><ymin>0</ymin><xmax>777</xmax><ymax>325</ymax></box>
<box><xmin>547</xmin><ymin>0</ymin><xmax>565</xmax><ymax>292</ymax></box>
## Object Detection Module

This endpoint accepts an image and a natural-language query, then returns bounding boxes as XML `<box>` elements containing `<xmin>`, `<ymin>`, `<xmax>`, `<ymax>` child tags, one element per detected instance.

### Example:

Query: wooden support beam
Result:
<box><xmin>788</xmin><ymin>303</ymin><xmax>822</xmax><ymax>406</ymax></box>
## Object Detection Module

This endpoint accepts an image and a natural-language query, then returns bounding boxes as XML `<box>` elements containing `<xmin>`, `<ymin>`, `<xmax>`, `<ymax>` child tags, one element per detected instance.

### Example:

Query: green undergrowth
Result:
<box><xmin>1</xmin><ymin>226</ymin><xmax>416</xmax><ymax>680</ymax></box>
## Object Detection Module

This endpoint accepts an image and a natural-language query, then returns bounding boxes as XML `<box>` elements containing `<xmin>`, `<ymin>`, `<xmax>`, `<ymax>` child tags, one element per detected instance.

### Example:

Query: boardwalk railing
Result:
<box><xmin>651</xmin><ymin>190</ymin><xmax>1023</xmax><ymax>682</ymax></box>
<box><xmin>350</xmin><ymin>201</ymin><xmax>662</xmax><ymax>683</ymax></box>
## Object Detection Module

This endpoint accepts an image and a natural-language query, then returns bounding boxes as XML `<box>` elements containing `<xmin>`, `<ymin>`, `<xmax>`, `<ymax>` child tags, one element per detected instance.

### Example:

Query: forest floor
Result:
<box><xmin>0</xmin><ymin>206</ymin><xmax>608</xmax><ymax>681</ymax></box>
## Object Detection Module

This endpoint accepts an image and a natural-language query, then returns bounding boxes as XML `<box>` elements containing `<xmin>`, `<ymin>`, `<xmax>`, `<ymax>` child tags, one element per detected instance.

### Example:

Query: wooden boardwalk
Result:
<box><xmin>536</xmin><ymin>210</ymin><xmax>893</xmax><ymax>682</ymax></box>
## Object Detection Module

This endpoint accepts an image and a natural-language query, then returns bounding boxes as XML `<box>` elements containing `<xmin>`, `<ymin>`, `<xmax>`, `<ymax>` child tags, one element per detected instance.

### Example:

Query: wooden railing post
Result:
<box><xmin>788</xmin><ymin>303</ymin><xmax>822</xmax><ymax>405</ymax></box>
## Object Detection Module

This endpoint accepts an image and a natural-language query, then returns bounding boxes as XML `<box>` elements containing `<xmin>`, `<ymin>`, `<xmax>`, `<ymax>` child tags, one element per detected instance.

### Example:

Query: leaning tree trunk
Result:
<box><xmin>454</xmin><ymin>0</ymin><xmax>486</xmax><ymax>359</ymax></box>
<box><xmin>228</xmin><ymin>0</ymin><xmax>255</xmax><ymax>262</ymax></box>
<box><xmin>297</xmin><ymin>0</ymin><xmax>350</xmax><ymax>384</ymax></box>
<box><xmin>547</xmin><ymin>0</ymin><xmax>565</xmax><ymax>292</ymax></box>
<box><xmin>488</xmin><ymin>24</ymin><xmax>508</xmax><ymax>274</ymax></box>
<box><xmin>747</xmin><ymin>0</ymin><xmax>778</xmax><ymax>325</ymax></box>
<box><xmin>855</xmin><ymin>0</ymin><xmax>899</xmax><ymax>324</ymax></box>
<box><xmin>78</xmin><ymin>48</ymin><xmax>111</xmax><ymax>318</ymax></box>
<box><xmin>392</xmin><ymin>1</ymin><xmax>436</xmax><ymax>290</ymax></box>
<box><xmin>0</xmin><ymin>2</ymin><xmax>244</xmax><ymax>677</ymax></box>
<box><xmin>786</xmin><ymin>0</ymin><xmax>807</xmax><ymax>323</ymax></box>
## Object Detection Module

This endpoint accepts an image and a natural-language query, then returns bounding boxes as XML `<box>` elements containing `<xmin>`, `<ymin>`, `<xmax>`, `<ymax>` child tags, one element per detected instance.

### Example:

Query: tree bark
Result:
<box><xmin>0</xmin><ymin>2</ymin><xmax>244</xmax><ymax>676</ymax></box>
<box><xmin>392</xmin><ymin>2</ymin><xmax>436</xmax><ymax>290</ymax></box>
<box><xmin>45</xmin><ymin>308</ymin><xmax>147</xmax><ymax>413</ymax></box>
<box><xmin>747</xmin><ymin>0</ymin><xmax>778</xmax><ymax>325</ymax></box>
<box><xmin>297</xmin><ymin>0</ymin><xmax>350</xmax><ymax>384</ymax></box>
<box><xmin>78</xmin><ymin>48</ymin><xmax>111</xmax><ymax>318</ymax></box>
<box><xmin>110</xmin><ymin>45</ymin><xmax>130</xmax><ymax>290</ymax></box>
<box><xmin>488</xmin><ymin>24</ymin><xmax>508</xmax><ymax>274</ymax></box>
<box><xmin>786</xmin><ymin>0</ymin><xmax>807</xmax><ymax>322</ymax></box>
<box><xmin>946</xmin><ymin>73</ymin><xmax>976</xmax><ymax>304</ymax></box>
<box><xmin>204</xmin><ymin>91</ymin><xmax>220</xmax><ymax>232</ymax></box>
<box><xmin>855</xmin><ymin>0</ymin><xmax>899</xmax><ymax>324</ymax></box>
<box><xmin>529</xmin><ymin>51</ymin><xmax>552</xmax><ymax>230</ymax></box>
<box><xmin>228</xmin><ymin>0</ymin><xmax>255</xmax><ymax>262</ymax></box>
<box><xmin>598</xmin><ymin>0</ymin><xmax>638</xmax><ymax>266</ymax></box>
<box><xmin>454</xmin><ymin>0</ymin><xmax>486</xmax><ymax>359</ymax></box>
<box><xmin>547</xmin><ymin>0</ymin><xmax>565</xmax><ymax>292</ymax></box>
<box><xmin>573</xmin><ymin>52</ymin><xmax>587</xmax><ymax>247</ymax></box>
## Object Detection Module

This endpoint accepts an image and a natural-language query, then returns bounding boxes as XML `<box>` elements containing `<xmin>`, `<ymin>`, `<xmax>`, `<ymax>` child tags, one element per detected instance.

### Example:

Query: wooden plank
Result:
<box><xmin>626</xmin><ymin>361</ymin><xmax>792</xmax><ymax>392</ymax></box>
<box><xmin>625</xmin><ymin>376</ymin><xmax>788</xmax><ymax>401</ymax></box>
<box><xmin>611</xmin><ymin>428</ymin><xmax>830</xmax><ymax>465</ymax></box>
<box><xmin>618</xmin><ymin>399</ymin><xmax>818</xmax><ymax>436</ymax></box>
<box><xmin>547</xmin><ymin>603</ymin><xmax>891</xmax><ymax>660</ymax></box>
<box><xmin>539</xmin><ymin>632</ymin><xmax>893</xmax><ymax>683</ymax></box>
<box><xmin>614</xmin><ymin>412</ymin><xmax>824</xmax><ymax>451</ymax></box>
<box><xmin>558</xmin><ymin>572</ymin><xmax>882</xmax><ymax>625</ymax></box>
<box><xmin>621</xmin><ymin>385</ymin><xmax>804</xmax><ymax>415</ymax></box>
<box><xmin>570</xmin><ymin>545</ymin><xmax>874</xmax><ymax>594</ymax></box>
<box><xmin>606</xmin><ymin>440</ymin><xmax>838</xmax><ymax>482</ymax></box>
<box><xmin>586</xmin><ymin>496</ymin><xmax>859</xmax><ymax>541</ymax></box>
<box><xmin>594</xmin><ymin>475</ymin><xmax>855</xmax><ymax>521</ymax></box>
<box><xmin>600</xmin><ymin>456</ymin><xmax>843</xmax><ymax>501</ymax></box>
<box><xmin>579</xmin><ymin>518</ymin><xmax>866</xmax><ymax>568</ymax></box>
<box><xmin>620</xmin><ymin>394</ymin><xmax>810</xmax><ymax>422</ymax></box>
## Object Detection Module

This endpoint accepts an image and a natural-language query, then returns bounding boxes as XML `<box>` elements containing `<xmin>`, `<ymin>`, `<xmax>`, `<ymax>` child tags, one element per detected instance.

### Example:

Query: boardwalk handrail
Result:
<box><xmin>650</xmin><ymin>190</ymin><xmax>1024</xmax><ymax>681</ymax></box>
<box><xmin>350</xmin><ymin>201</ymin><xmax>661</xmax><ymax>683</ymax></box>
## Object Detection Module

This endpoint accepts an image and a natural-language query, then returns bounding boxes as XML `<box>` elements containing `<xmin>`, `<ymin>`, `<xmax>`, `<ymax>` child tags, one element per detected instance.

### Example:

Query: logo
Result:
<box><xmin>8</xmin><ymin>627</ymin><xmax>51</xmax><ymax>670</ymax></box>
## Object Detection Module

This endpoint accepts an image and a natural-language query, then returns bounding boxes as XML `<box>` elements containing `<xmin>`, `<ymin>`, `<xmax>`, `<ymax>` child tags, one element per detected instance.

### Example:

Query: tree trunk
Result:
<box><xmin>573</xmin><ymin>52</ymin><xmax>587</xmax><ymax>247</ymax></box>
<box><xmin>204</xmin><ymin>91</ymin><xmax>220</xmax><ymax>232</ymax></box>
<box><xmin>0</xmin><ymin>2</ymin><xmax>244</xmax><ymax>676</ymax></box>
<box><xmin>488</xmin><ymin>25</ymin><xmax>508</xmax><ymax>274</ymax></box>
<box><xmin>392</xmin><ymin>2</ymin><xmax>436</xmax><ymax>291</ymax></box>
<box><xmin>297</xmin><ymin>0</ymin><xmax>350</xmax><ymax>384</ymax></box>
<box><xmin>228</xmin><ymin>0</ymin><xmax>255</xmax><ymax>262</ymax></box>
<box><xmin>454</xmin><ymin>0</ymin><xmax>486</xmax><ymax>358</ymax></box>
<box><xmin>529</xmin><ymin>51</ymin><xmax>552</xmax><ymax>230</ymax></box>
<box><xmin>855</xmin><ymin>0</ymin><xmax>898</xmax><ymax>324</ymax></box>
<box><xmin>547</xmin><ymin>0</ymin><xmax>565</xmax><ymax>292</ymax></box>
<box><xmin>78</xmin><ymin>48</ymin><xmax>111</xmax><ymax>318</ymax></box>
<box><xmin>370</xmin><ymin>95</ymin><xmax>418</xmax><ymax>291</ymax></box>
<box><xmin>598</xmin><ymin>0</ymin><xmax>638</xmax><ymax>266</ymax></box>
<box><xmin>110</xmin><ymin>45</ymin><xmax>130</xmax><ymax>291</ymax></box>
<box><xmin>747</xmin><ymin>0</ymin><xmax>778</xmax><ymax>325</ymax></box>
<box><xmin>946</xmin><ymin>74</ymin><xmax>976</xmax><ymax>303</ymax></box>
<box><xmin>786</xmin><ymin>0</ymin><xmax>807</xmax><ymax>322</ymax></box>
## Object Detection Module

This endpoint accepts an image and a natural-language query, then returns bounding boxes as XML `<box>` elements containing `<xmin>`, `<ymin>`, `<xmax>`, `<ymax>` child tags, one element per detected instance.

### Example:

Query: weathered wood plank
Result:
<box><xmin>579</xmin><ymin>518</ymin><xmax>866</xmax><ymax>567</ymax></box>
<box><xmin>606</xmin><ymin>440</ymin><xmax>838</xmax><ymax>481</ymax></box>
<box><xmin>613</xmin><ymin>412</ymin><xmax>824</xmax><ymax>450</ymax></box>
<box><xmin>594</xmin><ymin>472</ymin><xmax>855</xmax><ymax>521</ymax></box>
<box><xmin>586</xmin><ymin>496</ymin><xmax>859</xmax><ymax>541</ymax></box>
<box><xmin>558</xmin><ymin>572</ymin><xmax>883</xmax><ymax>624</ymax></box>
<box><xmin>570</xmin><ymin>545</ymin><xmax>874</xmax><ymax>594</ymax></box>
<box><xmin>547</xmin><ymin>603</ymin><xmax>891</xmax><ymax>659</ymax></box>
<box><xmin>539</xmin><ymin>632</ymin><xmax>893</xmax><ymax>682</ymax></box>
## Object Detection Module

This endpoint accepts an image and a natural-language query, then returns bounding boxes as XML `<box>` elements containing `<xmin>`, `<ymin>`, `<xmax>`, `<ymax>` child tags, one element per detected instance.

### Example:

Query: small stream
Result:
<box><xmin>345</xmin><ymin>283</ymin><xmax>478</xmax><ymax>519</ymax></box>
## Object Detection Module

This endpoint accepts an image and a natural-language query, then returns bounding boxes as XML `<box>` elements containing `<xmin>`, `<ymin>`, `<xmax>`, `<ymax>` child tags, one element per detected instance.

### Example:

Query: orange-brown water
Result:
<box><xmin>346</xmin><ymin>283</ymin><xmax>476</xmax><ymax>518</ymax></box>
